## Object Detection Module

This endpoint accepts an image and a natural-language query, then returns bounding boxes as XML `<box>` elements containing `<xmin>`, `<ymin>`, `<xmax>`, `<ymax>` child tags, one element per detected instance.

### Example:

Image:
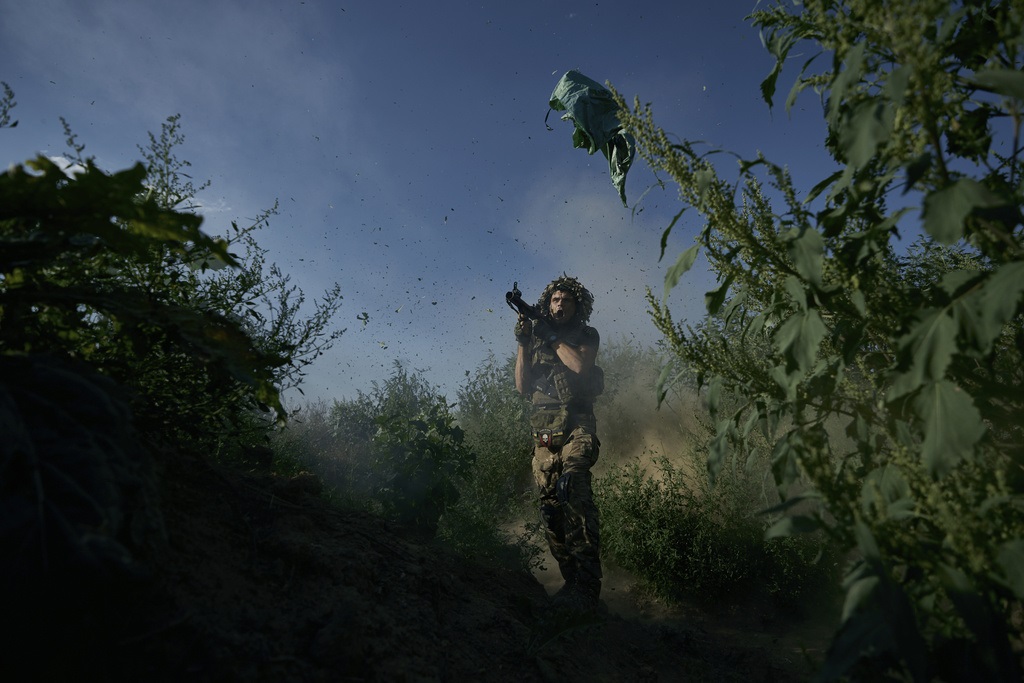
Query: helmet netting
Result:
<box><xmin>536</xmin><ymin>275</ymin><xmax>594</xmax><ymax>325</ymax></box>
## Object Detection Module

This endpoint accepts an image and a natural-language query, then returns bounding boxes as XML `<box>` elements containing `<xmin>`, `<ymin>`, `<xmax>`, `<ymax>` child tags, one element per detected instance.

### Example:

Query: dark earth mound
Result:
<box><xmin>8</xmin><ymin>454</ymin><xmax>837</xmax><ymax>682</ymax></box>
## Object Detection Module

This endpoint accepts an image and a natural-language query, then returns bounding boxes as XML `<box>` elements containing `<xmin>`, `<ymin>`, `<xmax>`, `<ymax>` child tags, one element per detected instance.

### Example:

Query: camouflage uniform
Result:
<box><xmin>518</xmin><ymin>278</ymin><xmax>604</xmax><ymax>606</ymax></box>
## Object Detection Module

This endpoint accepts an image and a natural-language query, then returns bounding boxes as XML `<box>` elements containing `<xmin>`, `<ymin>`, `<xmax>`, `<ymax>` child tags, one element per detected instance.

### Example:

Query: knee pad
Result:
<box><xmin>555</xmin><ymin>473</ymin><xmax>573</xmax><ymax>506</ymax></box>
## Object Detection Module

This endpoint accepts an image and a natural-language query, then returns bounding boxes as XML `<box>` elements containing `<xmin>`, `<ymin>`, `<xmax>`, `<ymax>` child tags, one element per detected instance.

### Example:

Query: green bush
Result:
<box><xmin>446</xmin><ymin>354</ymin><xmax>539</xmax><ymax>569</ymax></box>
<box><xmin>597</xmin><ymin>454</ymin><xmax>836</xmax><ymax>606</ymax></box>
<box><xmin>319</xmin><ymin>364</ymin><xmax>474</xmax><ymax>539</ymax></box>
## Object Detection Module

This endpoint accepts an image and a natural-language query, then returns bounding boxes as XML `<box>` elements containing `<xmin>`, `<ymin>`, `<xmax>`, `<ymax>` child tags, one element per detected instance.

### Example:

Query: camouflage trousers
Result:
<box><xmin>531</xmin><ymin>426</ymin><xmax>602</xmax><ymax>587</ymax></box>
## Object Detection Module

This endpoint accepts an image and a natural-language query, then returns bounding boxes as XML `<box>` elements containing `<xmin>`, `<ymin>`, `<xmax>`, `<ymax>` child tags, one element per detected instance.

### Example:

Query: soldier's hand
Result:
<box><xmin>514</xmin><ymin>316</ymin><xmax>533</xmax><ymax>344</ymax></box>
<box><xmin>532</xmin><ymin>318</ymin><xmax>557</xmax><ymax>344</ymax></box>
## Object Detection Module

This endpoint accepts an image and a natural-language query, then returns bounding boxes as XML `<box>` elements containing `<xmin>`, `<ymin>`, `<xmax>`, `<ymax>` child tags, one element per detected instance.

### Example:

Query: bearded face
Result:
<box><xmin>538</xmin><ymin>276</ymin><xmax>593</xmax><ymax>325</ymax></box>
<box><xmin>549</xmin><ymin>289</ymin><xmax>577</xmax><ymax>325</ymax></box>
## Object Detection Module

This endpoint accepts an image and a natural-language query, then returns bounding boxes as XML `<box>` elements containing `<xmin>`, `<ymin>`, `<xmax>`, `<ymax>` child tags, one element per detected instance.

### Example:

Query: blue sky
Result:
<box><xmin>1</xmin><ymin>0</ymin><xmax>836</xmax><ymax>407</ymax></box>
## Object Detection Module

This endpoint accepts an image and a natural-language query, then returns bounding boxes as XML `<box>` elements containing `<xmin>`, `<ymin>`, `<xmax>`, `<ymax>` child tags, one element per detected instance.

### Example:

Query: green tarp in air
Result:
<box><xmin>548</xmin><ymin>70</ymin><xmax>636</xmax><ymax>206</ymax></box>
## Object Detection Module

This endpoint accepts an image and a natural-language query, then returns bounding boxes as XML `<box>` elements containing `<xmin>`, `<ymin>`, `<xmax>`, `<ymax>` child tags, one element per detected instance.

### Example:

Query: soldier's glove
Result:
<box><xmin>532</xmin><ymin>319</ymin><xmax>558</xmax><ymax>345</ymax></box>
<box><xmin>514</xmin><ymin>317</ymin><xmax>533</xmax><ymax>344</ymax></box>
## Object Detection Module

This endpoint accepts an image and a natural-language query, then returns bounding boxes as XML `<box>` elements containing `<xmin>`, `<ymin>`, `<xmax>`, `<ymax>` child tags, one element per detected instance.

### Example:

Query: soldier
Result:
<box><xmin>514</xmin><ymin>276</ymin><xmax>604</xmax><ymax>610</ymax></box>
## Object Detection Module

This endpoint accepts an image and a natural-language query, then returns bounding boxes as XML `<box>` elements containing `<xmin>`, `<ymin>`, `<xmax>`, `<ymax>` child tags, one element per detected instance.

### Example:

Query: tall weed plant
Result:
<box><xmin>614</xmin><ymin>1</ymin><xmax>1024</xmax><ymax>678</ymax></box>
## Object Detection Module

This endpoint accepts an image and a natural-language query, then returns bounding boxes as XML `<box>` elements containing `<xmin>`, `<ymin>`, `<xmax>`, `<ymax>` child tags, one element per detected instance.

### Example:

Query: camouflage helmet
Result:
<box><xmin>537</xmin><ymin>275</ymin><xmax>594</xmax><ymax>325</ymax></box>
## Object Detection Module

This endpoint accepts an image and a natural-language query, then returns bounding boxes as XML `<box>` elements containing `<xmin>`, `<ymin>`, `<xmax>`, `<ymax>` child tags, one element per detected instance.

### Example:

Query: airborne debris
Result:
<box><xmin>547</xmin><ymin>70</ymin><xmax>636</xmax><ymax>207</ymax></box>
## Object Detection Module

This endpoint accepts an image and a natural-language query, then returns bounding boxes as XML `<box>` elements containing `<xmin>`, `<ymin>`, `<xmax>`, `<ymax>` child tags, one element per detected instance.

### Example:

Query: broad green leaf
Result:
<box><xmin>887</xmin><ymin>308</ymin><xmax>957</xmax><ymax>400</ymax></box>
<box><xmin>850</xmin><ymin>288</ymin><xmax>866</xmax><ymax>315</ymax></box>
<box><xmin>704</xmin><ymin>275</ymin><xmax>732</xmax><ymax>315</ymax></box>
<box><xmin>913</xmin><ymin>380</ymin><xmax>985</xmax><ymax>477</ymax></box>
<box><xmin>785</xmin><ymin>226</ymin><xmax>825</xmax><ymax>288</ymax></box>
<box><xmin>773</xmin><ymin>308</ymin><xmax>827</xmax><ymax>372</ymax></box>
<box><xmin>758</xmin><ymin>25</ymin><xmax>801</xmax><ymax>109</ymax></box>
<box><xmin>805</xmin><ymin>169</ymin><xmax>844</xmax><ymax>205</ymax></box>
<box><xmin>853</xmin><ymin>521</ymin><xmax>880</xmax><ymax>562</ymax></box>
<box><xmin>784</xmin><ymin>53</ymin><xmax>823</xmax><ymax>114</ymax></box>
<box><xmin>765</xmin><ymin>514</ymin><xmax>820</xmax><ymax>538</ymax></box>
<box><xmin>783</xmin><ymin>274</ymin><xmax>807</xmax><ymax>310</ymax></box>
<box><xmin>972</xmin><ymin>68</ymin><xmax>1024</xmax><ymax>102</ymax></box>
<box><xmin>995</xmin><ymin>540</ymin><xmax>1024</xmax><ymax>599</ymax></box>
<box><xmin>839</xmin><ymin>100</ymin><xmax>893</xmax><ymax>168</ymax></box>
<box><xmin>883</xmin><ymin>65</ymin><xmax>912</xmax><ymax>110</ymax></box>
<box><xmin>956</xmin><ymin>263</ymin><xmax>1024</xmax><ymax>356</ymax></box>
<box><xmin>861</xmin><ymin>465</ymin><xmax>916</xmax><ymax>521</ymax></box>
<box><xmin>903</xmin><ymin>152</ymin><xmax>933</xmax><ymax>194</ymax></box>
<box><xmin>663</xmin><ymin>244</ymin><xmax>700</xmax><ymax>300</ymax></box>
<box><xmin>922</xmin><ymin>179</ymin><xmax>1003</xmax><ymax>244</ymax></box>
<box><xmin>771</xmin><ymin>432</ymin><xmax>800</xmax><ymax>488</ymax></box>
<box><xmin>722</xmin><ymin>287</ymin><xmax>748</xmax><ymax>327</ymax></box>
<box><xmin>842</xmin><ymin>574</ymin><xmax>880</xmax><ymax>622</ymax></box>
<box><xmin>828</xmin><ymin>41</ymin><xmax>866</xmax><ymax>126</ymax></box>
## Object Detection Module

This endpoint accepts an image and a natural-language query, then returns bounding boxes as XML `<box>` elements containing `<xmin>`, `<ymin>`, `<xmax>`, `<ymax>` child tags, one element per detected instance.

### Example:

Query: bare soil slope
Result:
<box><xmin>12</xmin><ymin>456</ymin><xmax>836</xmax><ymax>682</ymax></box>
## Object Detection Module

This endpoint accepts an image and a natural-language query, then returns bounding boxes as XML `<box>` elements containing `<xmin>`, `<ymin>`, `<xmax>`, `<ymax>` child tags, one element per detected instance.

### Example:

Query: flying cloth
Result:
<box><xmin>548</xmin><ymin>70</ymin><xmax>636</xmax><ymax>207</ymax></box>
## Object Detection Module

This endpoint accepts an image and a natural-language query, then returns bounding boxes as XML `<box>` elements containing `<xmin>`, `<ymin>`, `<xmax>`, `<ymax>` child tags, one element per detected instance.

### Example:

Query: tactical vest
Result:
<box><xmin>527</xmin><ymin>324</ymin><xmax>603</xmax><ymax>443</ymax></box>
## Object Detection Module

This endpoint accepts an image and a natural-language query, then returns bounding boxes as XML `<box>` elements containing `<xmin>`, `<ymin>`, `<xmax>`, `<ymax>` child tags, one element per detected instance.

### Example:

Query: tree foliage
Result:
<box><xmin>1</xmin><ymin>107</ymin><xmax>346</xmax><ymax>450</ymax></box>
<box><xmin>613</xmin><ymin>0</ymin><xmax>1024</xmax><ymax>679</ymax></box>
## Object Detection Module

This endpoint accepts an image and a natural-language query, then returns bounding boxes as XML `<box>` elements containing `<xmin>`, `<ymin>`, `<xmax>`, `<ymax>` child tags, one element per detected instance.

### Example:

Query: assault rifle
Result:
<box><xmin>505</xmin><ymin>282</ymin><xmax>543</xmax><ymax>321</ymax></box>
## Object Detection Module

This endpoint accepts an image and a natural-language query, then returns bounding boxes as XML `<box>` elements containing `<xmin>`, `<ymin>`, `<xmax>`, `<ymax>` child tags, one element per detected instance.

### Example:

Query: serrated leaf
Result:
<box><xmin>839</xmin><ymin>100</ymin><xmax>893</xmax><ymax>168</ymax></box>
<box><xmin>958</xmin><ymin>262</ymin><xmax>1024</xmax><ymax>356</ymax></box>
<box><xmin>663</xmin><ymin>244</ymin><xmax>699</xmax><ymax>300</ymax></box>
<box><xmin>773</xmin><ymin>309</ymin><xmax>827</xmax><ymax>372</ymax></box>
<box><xmin>783</xmin><ymin>274</ymin><xmax>807</xmax><ymax>310</ymax></box>
<box><xmin>913</xmin><ymin>380</ymin><xmax>985</xmax><ymax>477</ymax></box>
<box><xmin>786</xmin><ymin>226</ymin><xmax>825</xmax><ymax>288</ymax></box>
<box><xmin>887</xmin><ymin>308</ymin><xmax>957</xmax><ymax>400</ymax></box>
<box><xmin>759</xmin><ymin>26</ymin><xmax>801</xmax><ymax>109</ymax></box>
<box><xmin>923</xmin><ymin>178</ymin><xmax>1003</xmax><ymax>244</ymax></box>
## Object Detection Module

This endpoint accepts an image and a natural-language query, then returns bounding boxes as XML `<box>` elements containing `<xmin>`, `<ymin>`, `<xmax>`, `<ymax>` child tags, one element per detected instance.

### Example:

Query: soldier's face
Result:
<box><xmin>549</xmin><ymin>290</ymin><xmax>577</xmax><ymax>324</ymax></box>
